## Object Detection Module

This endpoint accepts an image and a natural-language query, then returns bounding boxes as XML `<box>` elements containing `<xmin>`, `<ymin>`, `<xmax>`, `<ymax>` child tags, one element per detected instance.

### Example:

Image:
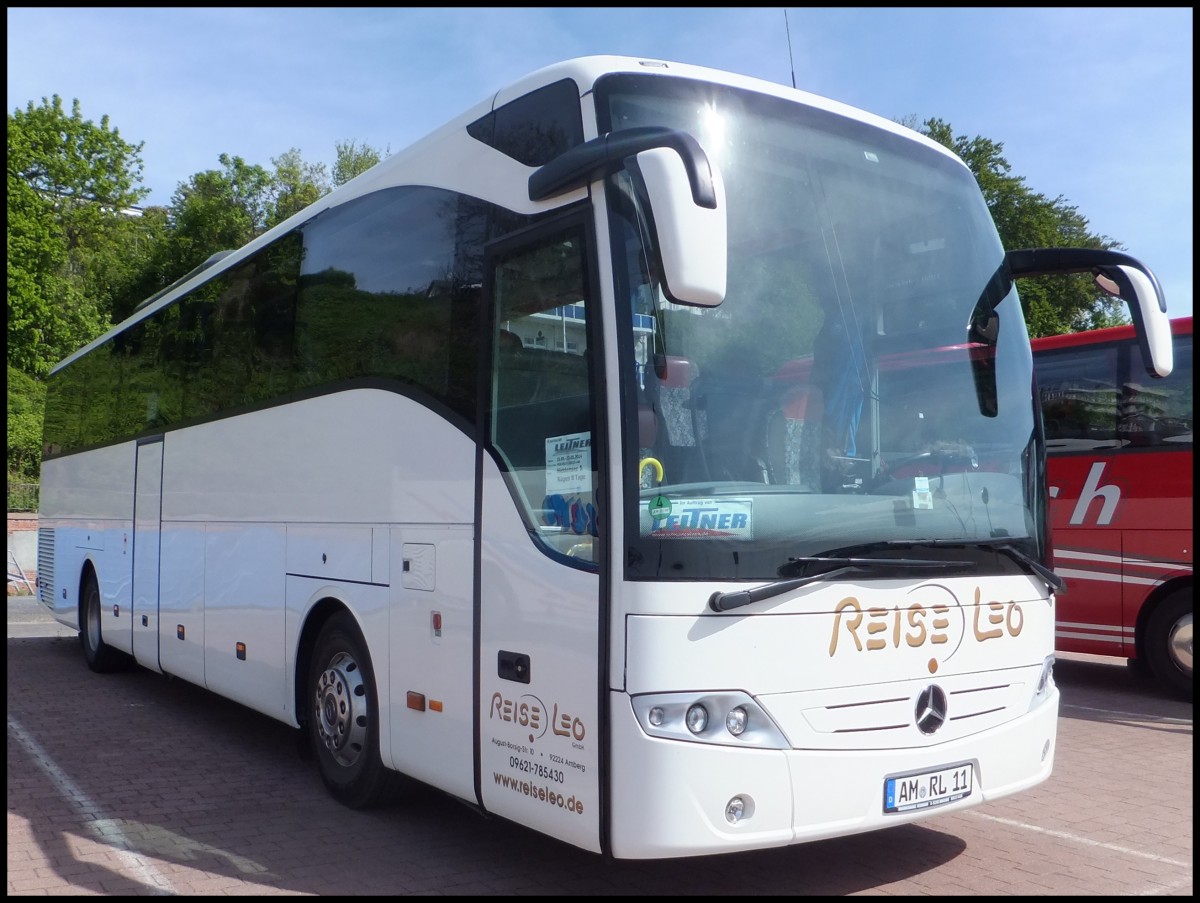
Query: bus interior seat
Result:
<box><xmin>773</xmin><ymin>385</ymin><xmax>824</xmax><ymax>489</ymax></box>
<box><xmin>655</xmin><ymin>355</ymin><xmax>700</xmax><ymax>447</ymax></box>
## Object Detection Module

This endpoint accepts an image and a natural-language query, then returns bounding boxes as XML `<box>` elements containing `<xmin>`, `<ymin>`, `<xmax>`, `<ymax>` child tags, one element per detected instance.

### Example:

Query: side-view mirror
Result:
<box><xmin>1005</xmin><ymin>248</ymin><xmax>1173</xmax><ymax>378</ymax></box>
<box><xmin>625</xmin><ymin>143</ymin><xmax>726</xmax><ymax>307</ymax></box>
<box><xmin>529</xmin><ymin>126</ymin><xmax>727</xmax><ymax>307</ymax></box>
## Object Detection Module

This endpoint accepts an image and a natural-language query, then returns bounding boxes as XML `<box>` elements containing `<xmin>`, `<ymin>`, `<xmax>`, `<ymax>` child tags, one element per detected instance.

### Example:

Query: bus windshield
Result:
<box><xmin>598</xmin><ymin>74</ymin><xmax>1041</xmax><ymax>580</ymax></box>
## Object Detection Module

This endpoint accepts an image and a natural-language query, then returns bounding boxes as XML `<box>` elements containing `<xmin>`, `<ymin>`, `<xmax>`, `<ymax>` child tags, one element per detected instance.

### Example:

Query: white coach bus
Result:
<box><xmin>37</xmin><ymin>55</ymin><xmax>1173</xmax><ymax>859</ymax></box>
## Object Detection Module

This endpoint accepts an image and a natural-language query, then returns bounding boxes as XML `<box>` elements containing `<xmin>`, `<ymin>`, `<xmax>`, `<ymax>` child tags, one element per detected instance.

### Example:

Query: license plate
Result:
<box><xmin>884</xmin><ymin>762</ymin><xmax>973</xmax><ymax>813</ymax></box>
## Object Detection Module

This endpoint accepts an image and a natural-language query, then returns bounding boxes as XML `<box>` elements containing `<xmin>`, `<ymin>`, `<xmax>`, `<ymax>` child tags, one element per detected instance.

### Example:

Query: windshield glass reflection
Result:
<box><xmin>599</xmin><ymin>75</ymin><xmax>1041</xmax><ymax>580</ymax></box>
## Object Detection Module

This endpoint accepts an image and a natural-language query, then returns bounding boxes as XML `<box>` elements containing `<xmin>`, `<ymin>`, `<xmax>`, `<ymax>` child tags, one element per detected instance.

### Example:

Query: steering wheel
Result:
<box><xmin>869</xmin><ymin>447</ymin><xmax>978</xmax><ymax>490</ymax></box>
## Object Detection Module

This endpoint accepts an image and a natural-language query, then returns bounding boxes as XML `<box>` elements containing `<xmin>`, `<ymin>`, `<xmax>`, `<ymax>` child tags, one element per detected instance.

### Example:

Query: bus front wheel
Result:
<box><xmin>307</xmin><ymin>611</ymin><xmax>409</xmax><ymax>808</ymax></box>
<box><xmin>1145</xmin><ymin>590</ymin><xmax>1192</xmax><ymax>700</ymax></box>
<box><xmin>80</xmin><ymin>572</ymin><xmax>130</xmax><ymax>674</ymax></box>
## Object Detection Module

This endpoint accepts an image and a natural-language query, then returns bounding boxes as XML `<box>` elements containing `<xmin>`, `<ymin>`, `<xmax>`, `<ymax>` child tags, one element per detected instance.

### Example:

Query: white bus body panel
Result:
<box><xmin>41</xmin><ymin>389</ymin><xmax>478</xmax><ymax>733</ymax></box>
<box><xmin>171</xmin><ymin>388</ymin><xmax>470</xmax><ymax>725</ymax></box>
<box><xmin>158</xmin><ymin>520</ymin><xmax>206</xmax><ymax>685</ymax></box>
<box><xmin>622</xmin><ymin>575</ymin><xmax>1051</xmax><ymax>693</ymax></box>
<box><xmin>386</xmin><ymin>525</ymin><xmax>476</xmax><ymax>803</ymax></box>
<box><xmin>477</xmin><ymin>459</ymin><xmax>603</xmax><ymax>854</ymax></box>
<box><xmin>131</xmin><ymin>440</ymin><xmax>164</xmax><ymax>671</ymax></box>
<box><xmin>159</xmin><ymin>389</ymin><xmax>473</xmax><ymax>526</ymax></box>
<box><xmin>609</xmin><ymin>575</ymin><xmax>1058</xmax><ymax>858</ymax></box>
<box><xmin>38</xmin><ymin>443</ymin><xmax>136</xmax><ymax>639</ymax></box>
<box><xmin>202</xmin><ymin>523</ymin><xmax>287</xmax><ymax>715</ymax></box>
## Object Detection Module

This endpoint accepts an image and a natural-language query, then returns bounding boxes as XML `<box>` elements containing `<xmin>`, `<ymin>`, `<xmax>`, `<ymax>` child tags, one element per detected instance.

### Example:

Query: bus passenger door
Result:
<box><xmin>476</xmin><ymin>220</ymin><xmax>604</xmax><ymax>854</ymax></box>
<box><xmin>131</xmin><ymin>438</ymin><xmax>163</xmax><ymax>671</ymax></box>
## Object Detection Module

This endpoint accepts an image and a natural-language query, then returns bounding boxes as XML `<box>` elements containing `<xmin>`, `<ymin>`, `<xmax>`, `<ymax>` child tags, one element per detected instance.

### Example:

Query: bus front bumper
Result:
<box><xmin>606</xmin><ymin>686</ymin><xmax>1058</xmax><ymax>860</ymax></box>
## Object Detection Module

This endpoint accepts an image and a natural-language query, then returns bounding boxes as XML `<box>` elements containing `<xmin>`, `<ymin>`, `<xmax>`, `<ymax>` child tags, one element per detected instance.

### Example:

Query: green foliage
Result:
<box><xmin>109</xmin><ymin>154</ymin><xmax>277</xmax><ymax>325</ymax></box>
<box><xmin>107</xmin><ymin>204</ymin><xmax>173</xmax><ymax>322</ymax></box>
<box><xmin>114</xmin><ymin>143</ymin><xmax>388</xmax><ymax>320</ymax></box>
<box><xmin>7</xmin><ymin>366</ymin><xmax>46</xmax><ymax>482</ymax></box>
<box><xmin>909</xmin><ymin>117</ymin><xmax>1127</xmax><ymax>337</ymax></box>
<box><xmin>6</xmin><ymin>93</ymin><xmax>391</xmax><ymax>485</ymax></box>
<box><xmin>333</xmin><ymin>139</ymin><xmax>387</xmax><ymax>187</ymax></box>
<box><xmin>7</xmin><ymin>95</ymin><xmax>149</xmax><ymax>376</ymax></box>
<box><xmin>268</xmin><ymin>148</ymin><xmax>330</xmax><ymax>228</ymax></box>
<box><xmin>170</xmin><ymin>153</ymin><xmax>274</xmax><ymax>256</ymax></box>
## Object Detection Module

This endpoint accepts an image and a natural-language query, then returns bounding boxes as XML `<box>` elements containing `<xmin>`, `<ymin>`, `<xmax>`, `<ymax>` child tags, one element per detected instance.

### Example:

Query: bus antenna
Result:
<box><xmin>784</xmin><ymin>9</ymin><xmax>797</xmax><ymax>89</ymax></box>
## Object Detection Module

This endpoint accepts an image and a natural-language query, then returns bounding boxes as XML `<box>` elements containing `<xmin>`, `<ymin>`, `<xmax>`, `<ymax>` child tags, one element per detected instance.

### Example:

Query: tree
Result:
<box><xmin>7</xmin><ymin>95</ymin><xmax>150</xmax><ymax>376</ymax></box>
<box><xmin>7</xmin><ymin>366</ymin><xmax>45</xmax><ymax>484</ymax></box>
<box><xmin>7</xmin><ymin>90</ymin><xmax>390</xmax><ymax>483</ymax></box>
<box><xmin>332</xmin><ymin>139</ymin><xmax>387</xmax><ymax>187</ymax></box>
<box><xmin>267</xmin><ymin>147</ymin><xmax>329</xmax><ymax>228</ymax></box>
<box><xmin>908</xmin><ymin>117</ymin><xmax>1127</xmax><ymax>337</ymax></box>
<box><xmin>110</xmin><ymin>142</ymin><xmax>388</xmax><ymax>322</ymax></box>
<box><xmin>120</xmin><ymin>152</ymin><xmax>276</xmax><ymax>313</ymax></box>
<box><xmin>170</xmin><ymin>153</ymin><xmax>274</xmax><ymax>255</ymax></box>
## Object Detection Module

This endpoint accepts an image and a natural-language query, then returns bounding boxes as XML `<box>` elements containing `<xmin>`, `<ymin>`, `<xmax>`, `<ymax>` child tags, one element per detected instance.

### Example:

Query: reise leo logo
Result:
<box><xmin>489</xmin><ymin>692</ymin><xmax>586</xmax><ymax>745</ymax></box>
<box><xmin>828</xmin><ymin>583</ymin><xmax>1024</xmax><ymax>674</ymax></box>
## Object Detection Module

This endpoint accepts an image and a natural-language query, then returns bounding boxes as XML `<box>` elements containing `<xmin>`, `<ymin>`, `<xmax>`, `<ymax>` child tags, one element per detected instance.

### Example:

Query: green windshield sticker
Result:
<box><xmin>648</xmin><ymin>495</ymin><xmax>672</xmax><ymax>518</ymax></box>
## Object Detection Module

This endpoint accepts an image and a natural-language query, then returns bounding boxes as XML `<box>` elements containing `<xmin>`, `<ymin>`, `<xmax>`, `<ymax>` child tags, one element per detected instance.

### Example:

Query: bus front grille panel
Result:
<box><xmin>763</xmin><ymin>672</ymin><xmax>1035</xmax><ymax>751</ymax></box>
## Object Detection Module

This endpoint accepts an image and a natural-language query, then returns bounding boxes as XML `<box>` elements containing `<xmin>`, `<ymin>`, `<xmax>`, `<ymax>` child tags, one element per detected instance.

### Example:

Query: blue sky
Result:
<box><xmin>7</xmin><ymin>7</ymin><xmax>1193</xmax><ymax>317</ymax></box>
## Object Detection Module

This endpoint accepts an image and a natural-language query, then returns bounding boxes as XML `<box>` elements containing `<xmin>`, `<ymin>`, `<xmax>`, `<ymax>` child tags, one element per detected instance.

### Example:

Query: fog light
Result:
<box><xmin>648</xmin><ymin>706</ymin><xmax>665</xmax><ymax>727</ymax></box>
<box><xmin>726</xmin><ymin>706</ymin><xmax>747</xmax><ymax>736</ymax></box>
<box><xmin>685</xmin><ymin>703</ymin><xmax>709</xmax><ymax>734</ymax></box>
<box><xmin>725</xmin><ymin>796</ymin><xmax>747</xmax><ymax>823</ymax></box>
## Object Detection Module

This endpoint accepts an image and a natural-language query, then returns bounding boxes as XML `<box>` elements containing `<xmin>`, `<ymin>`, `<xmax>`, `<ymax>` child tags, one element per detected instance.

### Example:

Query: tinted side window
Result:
<box><xmin>490</xmin><ymin>224</ymin><xmax>598</xmax><ymax>564</ymax></box>
<box><xmin>296</xmin><ymin>186</ymin><xmax>486</xmax><ymax>423</ymax></box>
<box><xmin>467</xmin><ymin>79</ymin><xmax>584</xmax><ymax>167</ymax></box>
<box><xmin>44</xmin><ymin>184</ymin><xmax>512</xmax><ymax>457</ymax></box>
<box><xmin>1123</xmin><ymin>331</ymin><xmax>1193</xmax><ymax>446</ymax></box>
<box><xmin>1035</xmin><ymin>345</ymin><xmax>1119</xmax><ymax>452</ymax></box>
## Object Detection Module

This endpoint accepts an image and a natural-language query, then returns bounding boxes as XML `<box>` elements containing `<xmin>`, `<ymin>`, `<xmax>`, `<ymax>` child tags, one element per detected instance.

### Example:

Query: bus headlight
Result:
<box><xmin>632</xmin><ymin>692</ymin><xmax>789</xmax><ymax>748</ymax></box>
<box><xmin>1033</xmin><ymin>654</ymin><xmax>1056</xmax><ymax>706</ymax></box>
<box><xmin>726</xmin><ymin>706</ymin><xmax>747</xmax><ymax>736</ymax></box>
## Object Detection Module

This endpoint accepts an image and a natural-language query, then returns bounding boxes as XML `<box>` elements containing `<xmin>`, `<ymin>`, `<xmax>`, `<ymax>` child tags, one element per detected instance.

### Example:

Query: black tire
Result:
<box><xmin>79</xmin><ymin>571</ymin><xmax>131</xmax><ymax>674</ymax></box>
<box><xmin>307</xmin><ymin>611</ymin><xmax>409</xmax><ymax>808</ymax></box>
<box><xmin>1145</xmin><ymin>590</ymin><xmax>1193</xmax><ymax>700</ymax></box>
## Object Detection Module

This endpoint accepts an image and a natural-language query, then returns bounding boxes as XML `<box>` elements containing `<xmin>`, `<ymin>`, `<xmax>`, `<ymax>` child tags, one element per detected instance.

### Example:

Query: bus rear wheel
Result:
<box><xmin>1145</xmin><ymin>590</ymin><xmax>1192</xmax><ymax>700</ymax></box>
<box><xmin>80</xmin><ymin>572</ymin><xmax>130</xmax><ymax>674</ymax></box>
<box><xmin>307</xmin><ymin>611</ymin><xmax>409</xmax><ymax>808</ymax></box>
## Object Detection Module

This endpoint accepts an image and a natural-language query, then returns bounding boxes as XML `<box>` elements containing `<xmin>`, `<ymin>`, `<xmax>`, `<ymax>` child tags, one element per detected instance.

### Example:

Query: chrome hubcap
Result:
<box><xmin>1169</xmin><ymin>611</ymin><xmax>1193</xmax><ymax>677</ymax></box>
<box><xmin>313</xmin><ymin>651</ymin><xmax>368</xmax><ymax>767</ymax></box>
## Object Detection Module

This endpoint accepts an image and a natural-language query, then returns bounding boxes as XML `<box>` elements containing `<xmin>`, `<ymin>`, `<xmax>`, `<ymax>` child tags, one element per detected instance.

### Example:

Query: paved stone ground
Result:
<box><xmin>7</xmin><ymin>594</ymin><xmax>1192</xmax><ymax>895</ymax></box>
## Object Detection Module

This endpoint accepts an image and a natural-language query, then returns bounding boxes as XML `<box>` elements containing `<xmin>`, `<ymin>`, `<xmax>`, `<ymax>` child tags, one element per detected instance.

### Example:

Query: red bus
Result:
<box><xmin>1032</xmin><ymin>316</ymin><xmax>1192</xmax><ymax>697</ymax></box>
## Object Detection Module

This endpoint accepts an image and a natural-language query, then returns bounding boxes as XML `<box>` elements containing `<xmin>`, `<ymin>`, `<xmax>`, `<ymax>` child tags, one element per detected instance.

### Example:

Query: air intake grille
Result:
<box><xmin>37</xmin><ymin>527</ymin><xmax>55</xmax><ymax>608</ymax></box>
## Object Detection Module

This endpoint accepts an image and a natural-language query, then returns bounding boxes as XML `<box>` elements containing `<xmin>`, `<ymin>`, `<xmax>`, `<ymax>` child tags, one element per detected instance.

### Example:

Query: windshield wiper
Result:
<box><xmin>811</xmin><ymin>539</ymin><xmax>1065</xmax><ymax>595</ymax></box>
<box><xmin>856</xmin><ymin>539</ymin><xmax>1065</xmax><ymax>595</ymax></box>
<box><xmin>707</xmin><ymin>539</ymin><xmax>1065</xmax><ymax>613</ymax></box>
<box><xmin>990</xmin><ymin>543</ymin><xmax>1066</xmax><ymax>595</ymax></box>
<box><xmin>708</xmin><ymin>556</ymin><xmax>957</xmax><ymax>612</ymax></box>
